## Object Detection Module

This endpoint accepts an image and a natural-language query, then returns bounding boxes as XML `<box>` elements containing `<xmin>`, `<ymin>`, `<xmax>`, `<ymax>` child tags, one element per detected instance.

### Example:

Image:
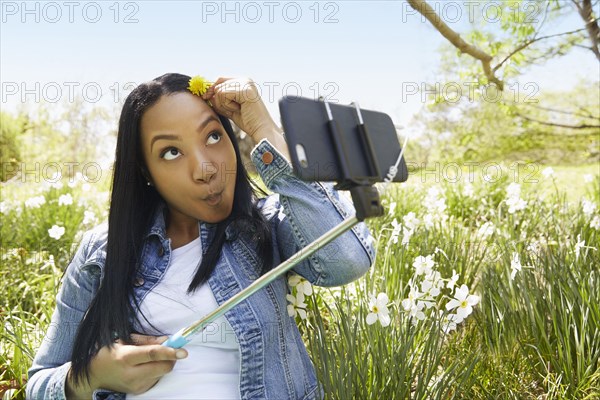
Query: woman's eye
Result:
<box><xmin>207</xmin><ymin>131</ymin><xmax>222</xmax><ymax>145</ymax></box>
<box><xmin>161</xmin><ymin>148</ymin><xmax>181</xmax><ymax>161</ymax></box>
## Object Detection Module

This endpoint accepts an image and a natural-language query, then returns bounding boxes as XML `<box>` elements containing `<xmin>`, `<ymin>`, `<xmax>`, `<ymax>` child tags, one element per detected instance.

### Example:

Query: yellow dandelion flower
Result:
<box><xmin>188</xmin><ymin>75</ymin><xmax>212</xmax><ymax>96</ymax></box>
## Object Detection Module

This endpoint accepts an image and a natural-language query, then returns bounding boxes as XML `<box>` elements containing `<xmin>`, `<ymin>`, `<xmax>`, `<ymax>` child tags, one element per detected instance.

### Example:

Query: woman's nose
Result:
<box><xmin>191</xmin><ymin>153</ymin><xmax>216</xmax><ymax>183</ymax></box>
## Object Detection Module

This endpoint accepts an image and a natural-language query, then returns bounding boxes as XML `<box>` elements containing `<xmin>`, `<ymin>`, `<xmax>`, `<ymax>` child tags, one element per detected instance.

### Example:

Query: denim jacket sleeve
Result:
<box><xmin>26</xmin><ymin>226</ymin><xmax>113</xmax><ymax>400</ymax></box>
<box><xmin>251</xmin><ymin>138</ymin><xmax>376</xmax><ymax>287</ymax></box>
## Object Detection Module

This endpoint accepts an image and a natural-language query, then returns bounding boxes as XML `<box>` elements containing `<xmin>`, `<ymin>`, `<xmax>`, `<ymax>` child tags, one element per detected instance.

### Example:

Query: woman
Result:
<box><xmin>26</xmin><ymin>73</ymin><xmax>376</xmax><ymax>399</ymax></box>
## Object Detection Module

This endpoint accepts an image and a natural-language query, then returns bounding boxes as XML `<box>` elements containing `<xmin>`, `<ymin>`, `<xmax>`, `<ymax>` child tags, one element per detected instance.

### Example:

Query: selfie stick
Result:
<box><xmin>163</xmin><ymin>100</ymin><xmax>390</xmax><ymax>349</ymax></box>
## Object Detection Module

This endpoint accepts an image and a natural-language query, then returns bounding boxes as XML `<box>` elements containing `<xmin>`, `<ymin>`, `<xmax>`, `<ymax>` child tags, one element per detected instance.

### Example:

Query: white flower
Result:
<box><xmin>506</xmin><ymin>196</ymin><xmax>527</xmax><ymax>214</ymax></box>
<box><xmin>401</xmin><ymin>226</ymin><xmax>413</xmax><ymax>246</ymax></box>
<box><xmin>366</xmin><ymin>293</ymin><xmax>391</xmax><ymax>327</ymax></box>
<box><xmin>591</xmin><ymin>216</ymin><xmax>600</xmax><ymax>231</ymax></box>
<box><xmin>446</xmin><ymin>269</ymin><xmax>459</xmax><ymax>290</ymax></box>
<box><xmin>402</xmin><ymin>287</ymin><xmax>425</xmax><ymax>322</ymax></box>
<box><xmin>0</xmin><ymin>201</ymin><xmax>7</xmax><ymax>214</ymax></box>
<box><xmin>25</xmin><ymin>195</ymin><xmax>46</xmax><ymax>208</ymax></box>
<box><xmin>439</xmin><ymin>311</ymin><xmax>460</xmax><ymax>334</ymax></box>
<box><xmin>463</xmin><ymin>182</ymin><xmax>474</xmax><ymax>197</ymax></box>
<box><xmin>288</xmin><ymin>274</ymin><xmax>313</xmax><ymax>296</ymax></box>
<box><xmin>423</xmin><ymin>213</ymin><xmax>435</xmax><ymax>229</ymax></box>
<box><xmin>510</xmin><ymin>252</ymin><xmax>522</xmax><ymax>280</ymax></box>
<box><xmin>526</xmin><ymin>240</ymin><xmax>542</xmax><ymax>257</ymax></box>
<box><xmin>286</xmin><ymin>293</ymin><xmax>307</xmax><ymax>319</ymax></box>
<box><xmin>58</xmin><ymin>193</ymin><xmax>73</xmax><ymax>206</ymax></box>
<box><xmin>48</xmin><ymin>225</ymin><xmax>65</xmax><ymax>240</ymax></box>
<box><xmin>505</xmin><ymin>183</ymin><xmax>527</xmax><ymax>213</ymax></box>
<box><xmin>582</xmin><ymin>199</ymin><xmax>597</xmax><ymax>216</ymax></box>
<box><xmin>541</xmin><ymin>167</ymin><xmax>554</xmax><ymax>178</ymax></box>
<box><xmin>446</xmin><ymin>285</ymin><xmax>480</xmax><ymax>321</ymax></box>
<box><xmin>81</xmin><ymin>183</ymin><xmax>91</xmax><ymax>192</ymax></box>
<box><xmin>388</xmin><ymin>201</ymin><xmax>397</xmax><ymax>216</ymax></box>
<box><xmin>412</xmin><ymin>255</ymin><xmax>434</xmax><ymax>276</ymax></box>
<box><xmin>390</xmin><ymin>219</ymin><xmax>401</xmax><ymax>244</ymax></box>
<box><xmin>402</xmin><ymin>212</ymin><xmax>419</xmax><ymax>231</ymax></box>
<box><xmin>83</xmin><ymin>210</ymin><xmax>96</xmax><ymax>225</ymax></box>
<box><xmin>583</xmin><ymin>174</ymin><xmax>593</xmax><ymax>183</ymax></box>
<box><xmin>424</xmin><ymin>186</ymin><xmax>447</xmax><ymax>214</ymax></box>
<box><xmin>574</xmin><ymin>234</ymin><xmax>585</xmax><ymax>260</ymax></box>
<box><xmin>477</xmin><ymin>221</ymin><xmax>495</xmax><ymax>238</ymax></box>
<box><xmin>506</xmin><ymin>182</ymin><xmax>521</xmax><ymax>197</ymax></box>
<box><xmin>420</xmin><ymin>280</ymin><xmax>440</xmax><ymax>308</ymax></box>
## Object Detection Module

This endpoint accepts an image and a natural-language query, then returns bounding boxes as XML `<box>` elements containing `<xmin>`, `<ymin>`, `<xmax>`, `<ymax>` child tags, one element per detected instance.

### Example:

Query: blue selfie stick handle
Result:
<box><xmin>162</xmin><ymin>327</ymin><xmax>189</xmax><ymax>349</ymax></box>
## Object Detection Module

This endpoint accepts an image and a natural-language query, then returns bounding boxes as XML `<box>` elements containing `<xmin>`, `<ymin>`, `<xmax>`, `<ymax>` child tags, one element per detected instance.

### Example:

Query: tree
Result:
<box><xmin>407</xmin><ymin>0</ymin><xmax>599</xmax><ymax>90</ymax></box>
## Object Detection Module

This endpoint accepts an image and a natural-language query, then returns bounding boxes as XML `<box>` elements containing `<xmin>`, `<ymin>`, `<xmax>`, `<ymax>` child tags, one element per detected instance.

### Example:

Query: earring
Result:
<box><xmin>147</xmin><ymin>181</ymin><xmax>152</xmax><ymax>186</ymax></box>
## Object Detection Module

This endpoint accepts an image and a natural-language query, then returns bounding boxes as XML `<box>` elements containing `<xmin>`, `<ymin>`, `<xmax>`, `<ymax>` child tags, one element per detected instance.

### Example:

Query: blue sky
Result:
<box><xmin>1</xmin><ymin>1</ymin><xmax>598</xmax><ymax>134</ymax></box>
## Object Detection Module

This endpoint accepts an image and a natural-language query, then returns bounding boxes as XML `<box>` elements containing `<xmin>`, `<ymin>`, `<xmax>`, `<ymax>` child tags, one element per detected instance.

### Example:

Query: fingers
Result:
<box><xmin>202</xmin><ymin>76</ymin><xmax>232</xmax><ymax>99</ymax></box>
<box><xmin>125</xmin><ymin>343</ymin><xmax>188</xmax><ymax>365</ymax></box>
<box><xmin>130</xmin><ymin>333</ymin><xmax>168</xmax><ymax>345</ymax></box>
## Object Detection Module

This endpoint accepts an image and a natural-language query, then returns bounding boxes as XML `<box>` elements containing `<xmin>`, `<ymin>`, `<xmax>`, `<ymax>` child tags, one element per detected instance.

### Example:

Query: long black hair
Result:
<box><xmin>70</xmin><ymin>73</ymin><xmax>273</xmax><ymax>384</ymax></box>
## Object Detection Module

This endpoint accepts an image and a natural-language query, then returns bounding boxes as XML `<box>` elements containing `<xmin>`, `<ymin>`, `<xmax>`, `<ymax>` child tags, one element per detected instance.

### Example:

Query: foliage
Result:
<box><xmin>2</xmin><ymin>157</ymin><xmax>599</xmax><ymax>399</ymax></box>
<box><xmin>0</xmin><ymin>113</ymin><xmax>28</xmax><ymax>182</ymax></box>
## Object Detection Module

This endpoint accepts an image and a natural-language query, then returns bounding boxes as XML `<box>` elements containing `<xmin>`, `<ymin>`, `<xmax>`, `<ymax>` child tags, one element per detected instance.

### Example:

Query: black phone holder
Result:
<box><xmin>321</xmin><ymin>98</ymin><xmax>384</xmax><ymax>221</ymax></box>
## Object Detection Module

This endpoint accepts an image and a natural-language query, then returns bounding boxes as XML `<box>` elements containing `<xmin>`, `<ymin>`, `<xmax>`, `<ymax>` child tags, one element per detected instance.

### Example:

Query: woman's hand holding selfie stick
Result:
<box><xmin>66</xmin><ymin>333</ymin><xmax>188</xmax><ymax>399</ymax></box>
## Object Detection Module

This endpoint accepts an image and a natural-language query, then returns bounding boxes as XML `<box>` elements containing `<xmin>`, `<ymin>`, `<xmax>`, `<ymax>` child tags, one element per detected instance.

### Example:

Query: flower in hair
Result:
<box><xmin>188</xmin><ymin>75</ymin><xmax>212</xmax><ymax>96</ymax></box>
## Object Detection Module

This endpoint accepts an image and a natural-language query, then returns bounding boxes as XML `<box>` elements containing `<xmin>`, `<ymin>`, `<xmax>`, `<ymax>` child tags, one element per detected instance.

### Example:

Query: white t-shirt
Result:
<box><xmin>127</xmin><ymin>236</ymin><xmax>241</xmax><ymax>400</ymax></box>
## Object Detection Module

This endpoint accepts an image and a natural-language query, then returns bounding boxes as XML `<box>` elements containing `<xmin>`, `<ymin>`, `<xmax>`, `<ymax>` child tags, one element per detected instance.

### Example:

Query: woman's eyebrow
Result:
<box><xmin>150</xmin><ymin>134</ymin><xmax>181</xmax><ymax>151</ymax></box>
<box><xmin>150</xmin><ymin>116</ymin><xmax>221</xmax><ymax>151</ymax></box>
<box><xmin>197</xmin><ymin>116</ymin><xmax>220</xmax><ymax>132</ymax></box>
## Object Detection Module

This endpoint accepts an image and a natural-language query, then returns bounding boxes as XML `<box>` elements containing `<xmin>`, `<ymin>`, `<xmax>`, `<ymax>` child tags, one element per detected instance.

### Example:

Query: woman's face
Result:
<box><xmin>140</xmin><ymin>92</ymin><xmax>237</xmax><ymax>225</ymax></box>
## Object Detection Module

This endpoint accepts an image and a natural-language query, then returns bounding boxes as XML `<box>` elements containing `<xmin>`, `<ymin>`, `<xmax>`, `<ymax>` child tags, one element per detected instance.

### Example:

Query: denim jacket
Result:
<box><xmin>27</xmin><ymin>139</ymin><xmax>376</xmax><ymax>400</ymax></box>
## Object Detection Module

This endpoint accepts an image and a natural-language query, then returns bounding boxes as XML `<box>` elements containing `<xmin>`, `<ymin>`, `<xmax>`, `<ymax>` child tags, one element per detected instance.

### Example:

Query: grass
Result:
<box><xmin>1</xmin><ymin>163</ymin><xmax>599</xmax><ymax>399</ymax></box>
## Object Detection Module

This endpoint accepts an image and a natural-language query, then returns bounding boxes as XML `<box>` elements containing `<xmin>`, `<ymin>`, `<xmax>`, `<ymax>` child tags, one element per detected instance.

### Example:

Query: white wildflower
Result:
<box><xmin>25</xmin><ymin>195</ymin><xmax>46</xmax><ymax>208</ymax></box>
<box><xmin>81</xmin><ymin>183</ymin><xmax>91</xmax><ymax>192</ymax></box>
<box><xmin>83</xmin><ymin>210</ymin><xmax>96</xmax><ymax>225</ymax></box>
<box><xmin>477</xmin><ymin>221</ymin><xmax>495</xmax><ymax>238</ymax></box>
<box><xmin>366</xmin><ymin>293</ymin><xmax>391</xmax><ymax>327</ymax></box>
<box><xmin>286</xmin><ymin>293</ymin><xmax>307</xmax><ymax>320</ymax></box>
<box><xmin>402</xmin><ymin>287</ymin><xmax>425</xmax><ymax>322</ymax></box>
<box><xmin>463</xmin><ymin>182</ymin><xmax>474</xmax><ymax>197</ymax></box>
<box><xmin>582</xmin><ymin>199</ymin><xmax>597</xmax><ymax>216</ymax></box>
<box><xmin>446</xmin><ymin>269</ymin><xmax>459</xmax><ymax>290</ymax></box>
<box><xmin>58</xmin><ymin>193</ymin><xmax>73</xmax><ymax>206</ymax></box>
<box><xmin>0</xmin><ymin>201</ymin><xmax>7</xmax><ymax>214</ymax></box>
<box><xmin>574</xmin><ymin>234</ymin><xmax>585</xmax><ymax>260</ymax></box>
<box><xmin>445</xmin><ymin>285</ymin><xmax>480</xmax><ymax>322</ymax></box>
<box><xmin>401</xmin><ymin>226</ymin><xmax>413</xmax><ymax>246</ymax></box>
<box><xmin>412</xmin><ymin>255</ymin><xmax>435</xmax><ymax>276</ymax></box>
<box><xmin>541</xmin><ymin>167</ymin><xmax>554</xmax><ymax>178</ymax></box>
<box><xmin>288</xmin><ymin>274</ymin><xmax>313</xmax><ymax>296</ymax></box>
<box><xmin>583</xmin><ymin>174</ymin><xmax>593</xmax><ymax>183</ymax></box>
<box><xmin>389</xmin><ymin>218</ymin><xmax>402</xmax><ymax>245</ymax></box>
<box><xmin>48</xmin><ymin>225</ymin><xmax>65</xmax><ymax>240</ymax></box>
<box><xmin>591</xmin><ymin>216</ymin><xmax>600</xmax><ymax>231</ymax></box>
<box><xmin>510</xmin><ymin>252</ymin><xmax>522</xmax><ymax>280</ymax></box>
<box><xmin>402</xmin><ymin>212</ymin><xmax>419</xmax><ymax>231</ymax></box>
<box><xmin>388</xmin><ymin>201</ymin><xmax>397</xmax><ymax>216</ymax></box>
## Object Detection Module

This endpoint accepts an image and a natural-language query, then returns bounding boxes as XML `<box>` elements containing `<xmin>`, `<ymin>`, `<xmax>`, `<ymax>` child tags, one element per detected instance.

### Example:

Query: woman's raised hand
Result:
<box><xmin>66</xmin><ymin>333</ymin><xmax>188</xmax><ymax>398</ymax></box>
<box><xmin>203</xmin><ymin>77</ymin><xmax>291</xmax><ymax>160</ymax></box>
<box><xmin>203</xmin><ymin>77</ymin><xmax>278</xmax><ymax>140</ymax></box>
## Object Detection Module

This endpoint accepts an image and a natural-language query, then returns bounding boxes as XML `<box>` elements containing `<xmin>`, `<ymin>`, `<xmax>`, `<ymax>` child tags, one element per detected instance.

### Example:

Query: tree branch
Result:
<box><xmin>493</xmin><ymin>27</ymin><xmax>588</xmax><ymax>72</ymax></box>
<box><xmin>521</xmin><ymin>103</ymin><xmax>600</xmax><ymax>120</ymax></box>
<box><xmin>406</xmin><ymin>0</ymin><xmax>504</xmax><ymax>89</ymax></box>
<box><xmin>572</xmin><ymin>0</ymin><xmax>600</xmax><ymax>61</ymax></box>
<box><xmin>515</xmin><ymin>112</ymin><xmax>600</xmax><ymax>129</ymax></box>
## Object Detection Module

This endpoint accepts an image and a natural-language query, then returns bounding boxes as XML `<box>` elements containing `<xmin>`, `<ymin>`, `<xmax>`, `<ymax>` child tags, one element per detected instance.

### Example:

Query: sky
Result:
<box><xmin>1</xmin><ymin>0</ymin><xmax>598</xmax><ymax>137</ymax></box>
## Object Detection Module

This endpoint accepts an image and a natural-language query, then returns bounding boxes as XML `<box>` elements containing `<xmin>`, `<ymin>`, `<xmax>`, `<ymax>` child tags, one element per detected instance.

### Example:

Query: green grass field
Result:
<box><xmin>1</xmin><ymin>163</ymin><xmax>599</xmax><ymax>399</ymax></box>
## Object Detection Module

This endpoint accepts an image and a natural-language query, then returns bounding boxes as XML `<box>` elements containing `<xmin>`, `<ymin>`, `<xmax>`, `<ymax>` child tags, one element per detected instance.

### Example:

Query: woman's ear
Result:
<box><xmin>140</xmin><ymin>167</ymin><xmax>154</xmax><ymax>186</ymax></box>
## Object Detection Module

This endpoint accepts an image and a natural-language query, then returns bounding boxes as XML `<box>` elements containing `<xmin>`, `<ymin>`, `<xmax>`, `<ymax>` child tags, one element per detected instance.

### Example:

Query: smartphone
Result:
<box><xmin>278</xmin><ymin>96</ymin><xmax>408</xmax><ymax>184</ymax></box>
